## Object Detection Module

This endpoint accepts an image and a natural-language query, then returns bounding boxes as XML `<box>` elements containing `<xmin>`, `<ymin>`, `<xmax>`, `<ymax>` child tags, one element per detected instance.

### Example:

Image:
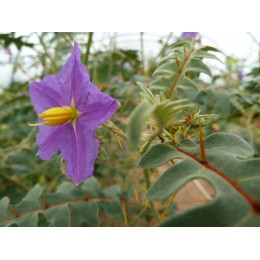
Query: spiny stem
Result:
<box><xmin>167</xmin><ymin>47</ymin><xmax>195</xmax><ymax>98</ymax></box>
<box><xmin>177</xmin><ymin>147</ymin><xmax>260</xmax><ymax>214</ymax></box>
<box><xmin>84</xmin><ymin>32</ymin><xmax>94</xmax><ymax>67</ymax></box>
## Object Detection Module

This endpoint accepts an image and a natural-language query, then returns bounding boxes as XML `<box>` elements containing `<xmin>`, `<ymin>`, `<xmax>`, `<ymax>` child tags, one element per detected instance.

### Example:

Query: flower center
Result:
<box><xmin>38</xmin><ymin>101</ymin><xmax>80</xmax><ymax>126</ymax></box>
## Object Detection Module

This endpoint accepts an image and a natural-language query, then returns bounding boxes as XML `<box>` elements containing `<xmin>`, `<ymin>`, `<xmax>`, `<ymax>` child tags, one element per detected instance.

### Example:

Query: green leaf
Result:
<box><xmin>203</xmin><ymin>132</ymin><xmax>254</xmax><ymax>157</ymax></box>
<box><xmin>146</xmin><ymin>159</ymin><xmax>203</xmax><ymax>200</ymax></box>
<box><xmin>153</xmin><ymin>62</ymin><xmax>179</xmax><ymax>77</ymax></box>
<box><xmin>184</xmin><ymin>58</ymin><xmax>212</xmax><ymax>77</ymax></box>
<box><xmin>43</xmin><ymin>204</ymin><xmax>71</xmax><ymax>227</ymax></box>
<box><xmin>99</xmin><ymin>184</ymin><xmax>122</xmax><ymax>217</ymax></box>
<box><xmin>157</xmin><ymin>55</ymin><xmax>177</xmax><ymax>66</ymax></box>
<box><xmin>193</xmin><ymin>48</ymin><xmax>222</xmax><ymax>62</ymax></box>
<box><xmin>161</xmin><ymin>171</ymin><xmax>254</xmax><ymax>227</ymax></box>
<box><xmin>0</xmin><ymin>185</ymin><xmax>44</xmax><ymax>227</ymax></box>
<box><xmin>127</xmin><ymin>100</ymin><xmax>153</xmax><ymax>148</ymax></box>
<box><xmin>70</xmin><ymin>201</ymin><xmax>99</xmax><ymax>227</ymax></box>
<box><xmin>150</xmin><ymin>42</ymin><xmax>219</xmax><ymax>97</ymax></box>
<box><xmin>139</xmin><ymin>133</ymin><xmax>260</xmax><ymax>226</ymax></box>
<box><xmin>178</xmin><ymin>138</ymin><xmax>199</xmax><ymax>154</ymax></box>
<box><xmin>199</xmin><ymin>45</ymin><xmax>221</xmax><ymax>53</ymax></box>
<box><xmin>0</xmin><ymin>197</ymin><xmax>15</xmax><ymax>224</ymax></box>
<box><xmin>0</xmin><ymin>178</ymin><xmax>103</xmax><ymax>227</ymax></box>
<box><xmin>13</xmin><ymin>184</ymin><xmax>44</xmax><ymax>213</ymax></box>
<box><xmin>153</xmin><ymin>101</ymin><xmax>190</xmax><ymax>128</ymax></box>
<box><xmin>139</xmin><ymin>143</ymin><xmax>184</xmax><ymax>168</ymax></box>
<box><xmin>99</xmin><ymin>198</ymin><xmax>122</xmax><ymax>217</ymax></box>
<box><xmin>168</xmin><ymin>40</ymin><xmax>191</xmax><ymax>50</ymax></box>
<box><xmin>178</xmin><ymin>76</ymin><xmax>204</xmax><ymax>91</ymax></box>
<box><xmin>150</xmin><ymin>76</ymin><xmax>175</xmax><ymax>92</ymax></box>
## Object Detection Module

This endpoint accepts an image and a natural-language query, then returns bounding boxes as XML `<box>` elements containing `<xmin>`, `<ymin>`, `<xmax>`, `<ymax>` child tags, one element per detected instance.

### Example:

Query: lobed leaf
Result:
<box><xmin>0</xmin><ymin>177</ymin><xmax>122</xmax><ymax>227</ymax></box>
<box><xmin>139</xmin><ymin>132</ymin><xmax>260</xmax><ymax>226</ymax></box>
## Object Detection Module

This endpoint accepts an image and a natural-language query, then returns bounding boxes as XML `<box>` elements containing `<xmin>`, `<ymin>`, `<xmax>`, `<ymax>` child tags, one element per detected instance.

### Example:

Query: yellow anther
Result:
<box><xmin>28</xmin><ymin>100</ymin><xmax>81</xmax><ymax>127</ymax></box>
<box><xmin>37</xmin><ymin>106</ymin><xmax>80</xmax><ymax>126</ymax></box>
<box><xmin>38</xmin><ymin>107</ymin><xmax>73</xmax><ymax>126</ymax></box>
<box><xmin>38</xmin><ymin>107</ymin><xmax>72</xmax><ymax>118</ymax></box>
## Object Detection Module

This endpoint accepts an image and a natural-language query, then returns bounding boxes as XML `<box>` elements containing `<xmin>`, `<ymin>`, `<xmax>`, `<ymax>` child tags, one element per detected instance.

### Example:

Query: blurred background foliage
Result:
<box><xmin>0</xmin><ymin>32</ymin><xmax>259</xmax><ymax>226</ymax></box>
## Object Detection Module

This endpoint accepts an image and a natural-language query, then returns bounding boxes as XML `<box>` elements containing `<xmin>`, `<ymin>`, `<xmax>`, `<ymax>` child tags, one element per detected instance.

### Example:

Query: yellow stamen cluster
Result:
<box><xmin>38</xmin><ymin>107</ymin><xmax>74</xmax><ymax>126</ymax></box>
<box><xmin>29</xmin><ymin>101</ymin><xmax>80</xmax><ymax>127</ymax></box>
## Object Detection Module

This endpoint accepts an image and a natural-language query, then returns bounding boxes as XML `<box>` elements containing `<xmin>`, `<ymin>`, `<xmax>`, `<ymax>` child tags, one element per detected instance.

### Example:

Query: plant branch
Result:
<box><xmin>84</xmin><ymin>32</ymin><xmax>94</xmax><ymax>67</ymax></box>
<box><xmin>167</xmin><ymin>46</ymin><xmax>195</xmax><ymax>98</ymax></box>
<box><xmin>0</xmin><ymin>173</ymin><xmax>29</xmax><ymax>192</ymax></box>
<box><xmin>177</xmin><ymin>148</ymin><xmax>260</xmax><ymax>214</ymax></box>
<box><xmin>0</xmin><ymin>196</ymin><xmax>145</xmax><ymax>225</ymax></box>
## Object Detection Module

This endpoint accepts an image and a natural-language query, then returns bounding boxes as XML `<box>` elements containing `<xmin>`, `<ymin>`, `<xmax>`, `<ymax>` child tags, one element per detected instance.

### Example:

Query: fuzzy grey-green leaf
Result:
<box><xmin>127</xmin><ymin>100</ymin><xmax>153</xmax><ymax>148</ymax></box>
<box><xmin>185</xmin><ymin>58</ymin><xmax>212</xmax><ymax>77</ymax></box>
<box><xmin>139</xmin><ymin>143</ymin><xmax>185</xmax><ymax>168</ymax></box>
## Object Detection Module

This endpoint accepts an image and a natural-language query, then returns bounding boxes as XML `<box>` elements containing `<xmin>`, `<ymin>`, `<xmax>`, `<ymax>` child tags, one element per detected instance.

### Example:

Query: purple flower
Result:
<box><xmin>112</xmin><ymin>76</ymin><xmax>123</xmax><ymax>83</ymax></box>
<box><xmin>29</xmin><ymin>42</ymin><xmax>119</xmax><ymax>185</ymax></box>
<box><xmin>181</xmin><ymin>32</ymin><xmax>197</xmax><ymax>39</ymax></box>
<box><xmin>6</xmin><ymin>46</ymin><xmax>12</xmax><ymax>63</ymax></box>
<box><xmin>238</xmin><ymin>70</ymin><xmax>244</xmax><ymax>82</ymax></box>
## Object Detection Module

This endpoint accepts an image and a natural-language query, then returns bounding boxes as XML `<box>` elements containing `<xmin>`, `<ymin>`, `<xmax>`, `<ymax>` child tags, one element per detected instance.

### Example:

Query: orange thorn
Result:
<box><xmin>134</xmin><ymin>189</ymin><xmax>141</xmax><ymax>204</ymax></box>
<box><xmin>121</xmin><ymin>201</ymin><xmax>128</xmax><ymax>226</ymax></box>
<box><xmin>161</xmin><ymin>193</ymin><xmax>176</xmax><ymax>219</ymax></box>
<box><xmin>114</xmin><ymin>133</ymin><xmax>123</xmax><ymax>151</ymax></box>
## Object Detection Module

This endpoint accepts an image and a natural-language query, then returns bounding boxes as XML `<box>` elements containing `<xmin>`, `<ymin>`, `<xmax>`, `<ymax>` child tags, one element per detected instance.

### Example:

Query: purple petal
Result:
<box><xmin>181</xmin><ymin>32</ymin><xmax>197</xmax><ymax>39</ymax></box>
<box><xmin>60</xmin><ymin>120</ymin><xmax>99</xmax><ymax>185</ymax></box>
<box><xmin>78</xmin><ymin>89</ymin><xmax>120</xmax><ymax>128</ymax></box>
<box><xmin>37</xmin><ymin>120</ymin><xmax>99</xmax><ymax>185</ymax></box>
<box><xmin>29</xmin><ymin>75</ymin><xmax>70</xmax><ymax>114</ymax></box>
<box><xmin>238</xmin><ymin>70</ymin><xmax>244</xmax><ymax>82</ymax></box>
<box><xmin>57</xmin><ymin>42</ymin><xmax>97</xmax><ymax>109</ymax></box>
<box><xmin>6</xmin><ymin>46</ymin><xmax>12</xmax><ymax>63</ymax></box>
<box><xmin>36</xmin><ymin>124</ymin><xmax>70</xmax><ymax>160</ymax></box>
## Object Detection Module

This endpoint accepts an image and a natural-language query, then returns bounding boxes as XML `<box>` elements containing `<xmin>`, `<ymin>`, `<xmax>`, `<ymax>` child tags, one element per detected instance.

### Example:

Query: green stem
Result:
<box><xmin>144</xmin><ymin>169</ymin><xmax>151</xmax><ymax>189</ymax></box>
<box><xmin>38</xmin><ymin>33</ymin><xmax>57</xmax><ymax>72</ymax></box>
<box><xmin>143</xmin><ymin>169</ymin><xmax>161</xmax><ymax>222</ymax></box>
<box><xmin>158</xmin><ymin>32</ymin><xmax>173</xmax><ymax>58</ymax></box>
<box><xmin>84</xmin><ymin>32</ymin><xmax>94</xmax><ymax>67</ymax></box>
<box><xmin>103</xmin><ymin>121</ymin><xmax>161</xmax><ymax>222</ymax></box>
<box><xmin>0</xmin><ymin>173</ymin><xmax>28</xmax><ymax>192</ymax></box>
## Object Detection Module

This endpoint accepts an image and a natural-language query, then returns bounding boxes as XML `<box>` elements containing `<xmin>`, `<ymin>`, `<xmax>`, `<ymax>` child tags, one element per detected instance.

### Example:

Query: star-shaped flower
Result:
<box><xmin>181</xmin><ymin>32</ymin><xmax>197</xmax><ymax>39</ymax></box>
<box><xmin>29</xmin><ymin>42</ymin><xmax>119</xmax><ymax>185</ymax></box>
